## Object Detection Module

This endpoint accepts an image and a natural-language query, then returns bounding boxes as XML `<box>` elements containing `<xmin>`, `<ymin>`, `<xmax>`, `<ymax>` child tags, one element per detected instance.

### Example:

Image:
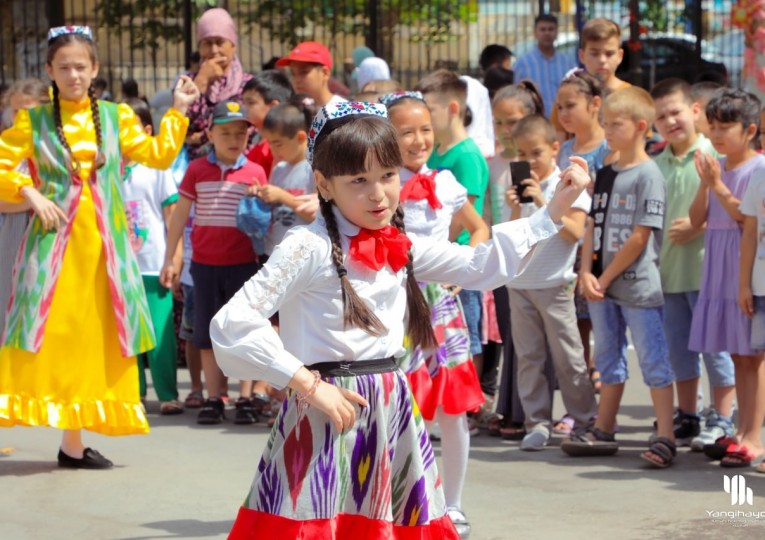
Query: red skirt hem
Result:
<box><xmin>228</xmin><ymin>507</ymin><xmax>460</xmax><ymax>539</ymax></box>
<box><xmin>407</xmin><ymin>360</ymin><xmax>485</xmax><ymax>421</ymax></box>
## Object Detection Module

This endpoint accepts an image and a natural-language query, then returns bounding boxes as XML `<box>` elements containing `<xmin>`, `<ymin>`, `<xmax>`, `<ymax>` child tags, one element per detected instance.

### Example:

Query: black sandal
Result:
<box><xmin>561</xmin><ymin>426</ymin><xmax>618</xmax><ymax>456</ymax></box>
<box><xmin>641</xmin><ymin>436</ymin><xmax>676</xmax><ymax>469</ymax></box>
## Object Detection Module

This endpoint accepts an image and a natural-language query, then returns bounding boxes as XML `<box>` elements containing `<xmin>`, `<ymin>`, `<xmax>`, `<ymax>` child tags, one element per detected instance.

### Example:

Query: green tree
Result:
<box><xmin>237</xmin><ymin>0</ymin><xmax>478</xmax><ymax>65</ymax></box>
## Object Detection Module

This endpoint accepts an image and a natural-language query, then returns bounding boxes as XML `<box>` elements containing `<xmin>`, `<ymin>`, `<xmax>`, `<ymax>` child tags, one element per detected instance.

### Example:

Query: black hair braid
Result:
<box><xmin>390</xmin><ymin>206</ymin><xmax>437</xmax><ymax>351</ymax></box>
<box><xmin>319</xmin><ymin>197</ymin><xmax>386</xmax><ymax>336</ymax></box>
<box><xmin>88</xmin><ymin>83</ymin><xmax>105</xmax><ymax>170</ymax></box>
<box><xmin>51</xmin><ymin>82</ymin><xmax>80</xmax><ymax>173</ymax></box>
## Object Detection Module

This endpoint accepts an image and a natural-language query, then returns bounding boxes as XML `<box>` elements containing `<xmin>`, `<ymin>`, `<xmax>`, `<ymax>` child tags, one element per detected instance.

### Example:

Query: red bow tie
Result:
<box><xmin>349</xmin><ymin>225</ymin><xmax>412</xmax><ymax>272</ymax></box>
<box><xmin>400</xmin><ymin>171</ymin><xmax>442</xmax><ymax>210</ymax></box>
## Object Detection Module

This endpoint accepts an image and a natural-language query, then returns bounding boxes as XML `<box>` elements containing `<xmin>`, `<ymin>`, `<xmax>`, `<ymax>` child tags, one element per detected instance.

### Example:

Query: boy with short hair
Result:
<box><xmin>563</xmin><ymin>87</ymin><xmax>678</xmax><ymax>468</ymax></box>
<box><xmin>651</xmin><ymin>78</ymin><xmax>735</xmax><ymax>449</ymax></box>
<box><xmin>161</xmin><ymin>100</ymin><xmax>267</xmax><ymax>425</ymax></box>
<box><xmin>690</xmin><ymin>81</ymin><xmax>722</xmax><ymax>138</ymax></box>
<box><xmin>578</xmin><ymin>18</ymin><xmax>630</xmax><ymax>93</ymax></box>
<box><xmin>276</xmin><ymin>41</ymin><xmax>346</xmax><ymax>107</ymax></box>
<box><xmin>505</xmin><ymin>115</ymin><xmax>598</xmax><ymax>450</ymax></box>
<box><xmin>416</xmin><ymin>69</ymin><xmax>490</xmax><ymax>392</ymax></box>
<box><xmin>242</xmin><ymin>70</ymin><xmax>294</xmax><ymax>177</ymax></box>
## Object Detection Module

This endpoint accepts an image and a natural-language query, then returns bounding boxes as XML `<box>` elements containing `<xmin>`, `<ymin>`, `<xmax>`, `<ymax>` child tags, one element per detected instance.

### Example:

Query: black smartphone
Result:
<box><xmin>509</xmin><ymin>161</ymin><xmax>533</xmax><ymax>204</ymax></box>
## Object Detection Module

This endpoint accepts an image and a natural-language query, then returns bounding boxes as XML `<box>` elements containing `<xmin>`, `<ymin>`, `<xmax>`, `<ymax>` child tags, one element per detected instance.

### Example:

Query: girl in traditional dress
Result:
<box><xmin>0</xmin><ymin>26</ymin><xmax>198</xmax><ymax>468</ymax></box>
<box><xmin>211</xmin><ymin>100</ymin><xmax>589</xmax><ymax>538</ymax></box>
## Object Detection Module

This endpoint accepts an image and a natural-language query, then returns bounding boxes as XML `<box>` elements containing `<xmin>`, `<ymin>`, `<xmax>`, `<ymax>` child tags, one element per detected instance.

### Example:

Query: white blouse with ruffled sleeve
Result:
<box><xmin>210</xmin><ymin>206</ymin><xmax>559</xmax><ymax>388</ymax></box>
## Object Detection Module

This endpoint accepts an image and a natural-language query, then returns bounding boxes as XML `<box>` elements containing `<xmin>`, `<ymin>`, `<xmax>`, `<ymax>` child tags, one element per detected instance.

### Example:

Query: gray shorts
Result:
<box><xmin>752</xmin><ymin>296</ymin><xmax>765</xmax><ymax>351</ymax></box>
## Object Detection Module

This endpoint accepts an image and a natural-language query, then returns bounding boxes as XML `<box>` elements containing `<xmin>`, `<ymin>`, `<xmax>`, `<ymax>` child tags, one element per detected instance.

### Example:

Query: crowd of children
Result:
<box><xmin>1</xmin><ymin>10</ymin><xmax>765</xmax><ymax>540</ymax></box>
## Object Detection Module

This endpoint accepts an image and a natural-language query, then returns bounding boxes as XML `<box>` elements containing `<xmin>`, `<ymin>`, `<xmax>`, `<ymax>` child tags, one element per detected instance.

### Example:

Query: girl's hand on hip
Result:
<box><xmin>172</xmin><ymin>75</ymin><xmax>201</xmax><ymax>116</ymax></box>
<box><xmin>21</xmin><ymin>186</ymin><xmax>67</xmax><ymax>231</ymax></box>
<box><xmin>306</xmin><ymin>381</ymin><xmax>368</xmax><ymax>433</ymax></box>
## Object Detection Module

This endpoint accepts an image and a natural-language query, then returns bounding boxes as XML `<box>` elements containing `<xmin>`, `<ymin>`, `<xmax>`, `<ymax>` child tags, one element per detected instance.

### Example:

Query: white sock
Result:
<box><xmin>436</xmin><ymin>408</ymin><xmax>470</xmax><ymax>510</ymax></box>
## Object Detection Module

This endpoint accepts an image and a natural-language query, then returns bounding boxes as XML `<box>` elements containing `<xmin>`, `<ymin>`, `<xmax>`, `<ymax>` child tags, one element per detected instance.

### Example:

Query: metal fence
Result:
<box><xmin>0</xmin><ymin>0</ymin><xmax>745</xmax><ymax>100</ymax></box>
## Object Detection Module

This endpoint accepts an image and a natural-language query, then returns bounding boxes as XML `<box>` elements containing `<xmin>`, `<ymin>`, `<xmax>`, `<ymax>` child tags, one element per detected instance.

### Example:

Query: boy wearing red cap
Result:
<box><xmin>276</xmin><ymin>41</ymin><xmax>346</xmax><ymax>108</ymax></box>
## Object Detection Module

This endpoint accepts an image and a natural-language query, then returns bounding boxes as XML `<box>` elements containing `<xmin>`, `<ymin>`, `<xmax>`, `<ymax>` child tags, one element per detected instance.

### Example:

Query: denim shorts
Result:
<box><xmin>179</xmin><ymin>284</ymin><xmax>195</xmax><ymax>341</ymax></box>
<box><xmin>458</xmin><ymin>288</ymin><xmax>483</xmax><ymax>355</ymax></box>
<box><xmin>588</xmin><ymin>298</ymin><xmax>675</xmax><ymax>388</ymax></box>
<box><xmin>663</xmin><ymin>291</ymin><xmax>734</xmax><ymax>386</ymax></box>
<box><xmin>753</xmin><ymin>296</ymin><xmax>765</xmax><ymax>351</ymax></box>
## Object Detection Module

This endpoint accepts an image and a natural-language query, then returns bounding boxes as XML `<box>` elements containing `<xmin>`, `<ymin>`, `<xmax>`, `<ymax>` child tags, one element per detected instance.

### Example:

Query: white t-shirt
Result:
<box><xmin>121</xmin><ymin>163</ymin><xmax>178</xmax><ymax>275</ymax></box>
<box><xmin>400</xmin><ymin>166</ymin><xmax>467</xmax><ymax>242</ymax></box>
<box><xmin>325</xmin><ymin>94</ymin><xmax>347</xmax><ymax>107</ymax></box>
<box><xmin>741</xmin><ymin>170</ymin><xmax>765</xmax><ymax>296</ymax></box>
<box><xmin>461</xmin><ymin>75</ymin><xmax>495</xmax><ymax>158</ymax></box>
<box><xmin>266</xmin><ymin>159</ymin><xmax>315</xmax><ymax>254</ymax></box>
<box><xmin>507</xmin><ymin>165</ymin><xmax>592</xmax><ymax>289</ymax></box>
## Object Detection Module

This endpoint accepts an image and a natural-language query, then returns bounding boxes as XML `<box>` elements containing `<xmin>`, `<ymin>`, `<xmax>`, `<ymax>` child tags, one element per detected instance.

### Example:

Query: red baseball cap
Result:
<box><xmin>276</xmin><ymin>41</ymin><xmax>333</xmax><ymax>69</ymax></box>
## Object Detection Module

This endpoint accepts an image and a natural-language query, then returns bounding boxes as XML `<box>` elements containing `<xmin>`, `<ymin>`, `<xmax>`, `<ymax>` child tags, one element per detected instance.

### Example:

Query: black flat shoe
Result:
<box><xmin>57</xmin><ymin>448</ymin><xmax>113</xmax><ymax>469</ymax></box>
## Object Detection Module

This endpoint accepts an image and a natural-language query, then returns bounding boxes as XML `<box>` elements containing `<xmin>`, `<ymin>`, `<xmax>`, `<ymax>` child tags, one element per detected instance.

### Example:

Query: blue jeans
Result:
<box><xmin>458</xmin><ymin>289</ymin><xmax>483</xmax><ymax>355</ymax></box>
<box><xmin>663</xmin><ymin>291</ymin><xmax>735</xmax><ymax>386</ymax></box>
<box><xmin>588</xmin><ymin>298</ymin><xmax>674</xmax><ymax>388</ymax></box>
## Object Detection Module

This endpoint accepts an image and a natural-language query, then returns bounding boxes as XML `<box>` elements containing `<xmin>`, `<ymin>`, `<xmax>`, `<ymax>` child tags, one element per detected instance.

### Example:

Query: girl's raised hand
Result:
<box><xmin>306</xmin><ymin>381</ymin><xmax>368</xmax><ymax>433</ymax></box>
<box><xmin>21</xmin><ymin>186</ymin><xmax>67</xmax><ymax>231</ymax></box>
<box><xmin>547</xmin><ymin>156</ymin><xmax>589</xmax><ymax>223</ymax></box>
<box><xmin>694</xmin><ymin>150</ymin><xmax>720</xmax><ymax>188</ymax></box>
<box><xmin>172</xmin><ymin>75</ymin><xmax>201</xmax><ymax>116</ymax></box>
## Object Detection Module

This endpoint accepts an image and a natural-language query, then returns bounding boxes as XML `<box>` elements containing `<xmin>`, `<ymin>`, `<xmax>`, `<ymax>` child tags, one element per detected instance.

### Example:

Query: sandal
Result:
<box><xmin>486</xmin><ymin>414</ymin><xmax>504</xmax><ymax>437</ymax></box>
<box><xmin>184</xmin><ymin>391</ymin><xmax>204</xmax><ymax>409</ymax></box>
<box><xmin>499</xmin><ymin>422</ymin><xmax>526</xmax><ymax>441</ymax></box>
<box><xmin>160</xmin><ymin>400</ymin><xmax>184</xmax><ymax>415</ymax></box>
<box><xmin>703</xmin><ymin>435</ymin><xmax>738</xmax><ymax>461</ymax></box>
<box><xmin>641</xmin><ymin>436</ymin><xmax>676</xmax><ymax>469</ymax></box>
<box><xmin>720</xmin><ymin>444</ymin><xmax>765</xmax><ymax>468</ymax></box>
<box><xmin>589</xmin><ymin>368</ymin><xmax>602</xmax><ymax>394</ymax></box>
<box><xmin>561</xmin><ymin>426</ymin><xmax>618</xmax><ymax>456</ymax></box>
<box><xmin>552</xmin><ymin>415</ymin><xmax>575</xmax><ymax>435</ymax></box>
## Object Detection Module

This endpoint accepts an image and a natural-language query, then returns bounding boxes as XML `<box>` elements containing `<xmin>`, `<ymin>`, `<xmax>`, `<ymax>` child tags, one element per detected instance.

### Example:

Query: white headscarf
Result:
<box><xmin>461</xmin><ymin>75</ymin><xmax>496</xmax><ymax>158</ymax></box>
<box><xmin>357</xmin><ymin>57</ymin><xmax>391</xmax><ymax>90</ymax></box>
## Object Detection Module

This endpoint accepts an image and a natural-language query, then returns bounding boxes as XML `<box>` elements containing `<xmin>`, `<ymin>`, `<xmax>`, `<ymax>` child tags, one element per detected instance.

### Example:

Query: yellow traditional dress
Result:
<box><xmin>0</xmin><ymin>98</ymin><xmax>187</xmax><ymax>435</ymax></box>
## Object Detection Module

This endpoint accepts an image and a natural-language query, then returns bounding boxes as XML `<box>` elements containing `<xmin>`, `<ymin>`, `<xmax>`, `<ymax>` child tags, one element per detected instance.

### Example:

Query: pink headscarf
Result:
<box><xmin>197</xmin><ymin>8</ymin><xmax>237</xmax><ymax>47</ymax></box>
<box><xmin>196</xmin><ymin>8</ymin><xmax>243</xmax><ymax>102</ymax></box>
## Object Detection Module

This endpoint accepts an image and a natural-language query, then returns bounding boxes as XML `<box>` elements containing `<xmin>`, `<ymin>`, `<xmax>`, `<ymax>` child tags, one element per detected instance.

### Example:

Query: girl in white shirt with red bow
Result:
<box><xmin>382</xmin><ymin>90</ymin><xmax>489</xmax><ymax>535</ymax></box>
<box><xmin>211</xmin><ymin>100</ymin><xmax>590</xmax><ymax>539</ymax></box>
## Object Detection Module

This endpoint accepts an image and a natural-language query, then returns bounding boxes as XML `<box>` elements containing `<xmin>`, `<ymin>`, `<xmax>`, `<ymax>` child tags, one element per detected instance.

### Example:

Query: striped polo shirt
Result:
<box><xmin>179</xmin><ymin>152</ymin><xmax>267</xmax><ymax>265</ymax></box>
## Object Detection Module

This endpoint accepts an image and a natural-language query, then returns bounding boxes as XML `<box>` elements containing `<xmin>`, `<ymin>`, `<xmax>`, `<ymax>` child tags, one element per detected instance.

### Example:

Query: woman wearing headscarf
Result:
<box><xmin>186</xmin><ymin>8</ymin><xmax>253</xmax><ymax>159</ymax></box>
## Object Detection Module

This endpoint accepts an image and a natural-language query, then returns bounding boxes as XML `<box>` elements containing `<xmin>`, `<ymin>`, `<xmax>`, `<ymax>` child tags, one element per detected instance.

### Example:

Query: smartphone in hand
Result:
<box><xmin>509</xmin><ymin>161</ymin><xmax>533</xmax><ymax>204</ymax></box>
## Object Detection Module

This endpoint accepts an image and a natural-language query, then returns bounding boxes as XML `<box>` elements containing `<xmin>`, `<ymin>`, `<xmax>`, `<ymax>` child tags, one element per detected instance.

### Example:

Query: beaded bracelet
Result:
<box><xmin>296</xmin><ymin>370</ymin><xmax>321</xmax><ymax>416</ymax></box>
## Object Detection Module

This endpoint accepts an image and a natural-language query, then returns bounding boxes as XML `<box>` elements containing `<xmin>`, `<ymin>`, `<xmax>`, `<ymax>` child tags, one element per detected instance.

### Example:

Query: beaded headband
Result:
<box><xmin>378</xmin><ymin>91</ymin><xmax>425</xmax><ymax>108</ymax></box>
<box><xmin>307</xmin><ymin>101</ymin><xmax>388</xmax><ymax>164</ymax></box>
<box><xmin>48</xmin><ymin>26</ymin><xmax>94</xmax><ymax>43</ymax></box>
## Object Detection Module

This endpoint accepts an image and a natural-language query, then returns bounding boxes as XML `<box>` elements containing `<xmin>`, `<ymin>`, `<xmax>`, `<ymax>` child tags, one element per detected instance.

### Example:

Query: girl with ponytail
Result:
<box><xmin>210</xmin><ymin>100</ymin><xmax>591</xmax><ymax>539</ymax></box>
<box><xmin>0</xmin><ymin>26</ymin><xmax>199</xmax><ymax>468</ymax></box>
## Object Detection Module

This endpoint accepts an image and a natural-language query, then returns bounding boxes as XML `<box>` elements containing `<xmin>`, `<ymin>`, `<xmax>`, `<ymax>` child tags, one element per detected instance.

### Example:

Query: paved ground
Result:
<box><xmin>2</xmin><ymin>358</ymin><xmax>765</xmax><ymax>540</ymax></box>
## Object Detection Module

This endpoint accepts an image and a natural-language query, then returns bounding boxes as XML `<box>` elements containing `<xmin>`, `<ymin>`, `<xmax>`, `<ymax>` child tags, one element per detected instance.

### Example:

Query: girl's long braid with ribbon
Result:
<box><xmin>310</xmin><ymin>102</ymin><xmax>436</xmax><ymax>351</ymax></box>
<box><xmin>319</xmin><ymin>195</ymin><xmax>387</xmax><ymax>337</ymax></box>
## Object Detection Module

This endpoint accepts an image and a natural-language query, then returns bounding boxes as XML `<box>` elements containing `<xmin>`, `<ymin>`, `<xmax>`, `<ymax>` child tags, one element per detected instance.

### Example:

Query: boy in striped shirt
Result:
<box><xmin>162</xmin><ymin>100</ymin><xmax>267</xmax><ymax>425</ymax></box>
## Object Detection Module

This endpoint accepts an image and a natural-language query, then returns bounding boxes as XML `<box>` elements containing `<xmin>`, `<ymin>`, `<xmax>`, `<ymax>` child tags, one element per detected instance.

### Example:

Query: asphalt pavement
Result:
<box><xmin>1</xmin><ymin>355</ymin><xmax>764</xmax><ymax>540</ymax></box>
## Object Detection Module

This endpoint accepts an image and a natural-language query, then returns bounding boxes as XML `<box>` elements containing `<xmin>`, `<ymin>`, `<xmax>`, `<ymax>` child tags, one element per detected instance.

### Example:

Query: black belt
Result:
<box><xmin>310</xmin><ymin>357</ymin><xmax>397</xmax><ymax>377</ymax></box>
